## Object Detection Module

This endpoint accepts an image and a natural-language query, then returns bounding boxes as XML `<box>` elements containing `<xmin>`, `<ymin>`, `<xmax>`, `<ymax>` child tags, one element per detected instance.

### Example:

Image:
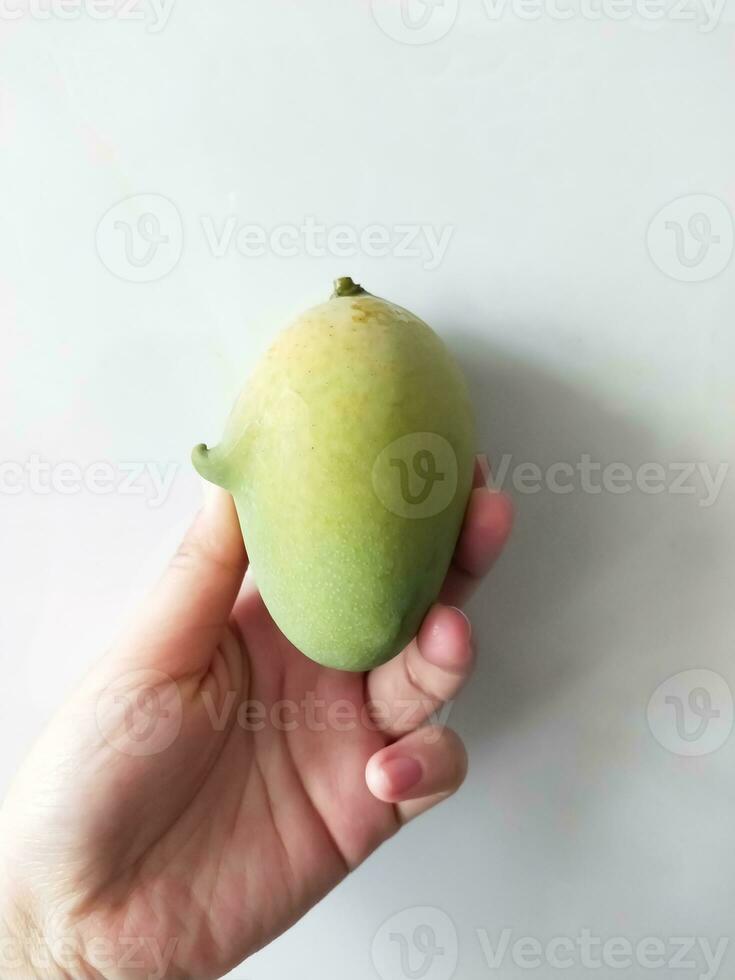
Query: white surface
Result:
<box><xmin>2</xmin><ymin>3</ymin><xmax>735</xmax><ymax>979</ymax></box>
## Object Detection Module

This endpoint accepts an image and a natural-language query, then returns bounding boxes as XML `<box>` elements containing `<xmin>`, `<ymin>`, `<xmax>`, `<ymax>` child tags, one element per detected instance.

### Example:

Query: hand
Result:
<box><xmin>0</xmin><ymin>464</ymin><xmax>513</xmax><ymax>980</ymax></box>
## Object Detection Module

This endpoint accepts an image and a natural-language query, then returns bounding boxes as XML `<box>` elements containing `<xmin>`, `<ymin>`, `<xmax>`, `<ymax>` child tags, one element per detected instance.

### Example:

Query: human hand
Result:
<box><xmin>0</xmin><ymin>464</ymin><xmax>513</xmax><ymax>980</ymax></box>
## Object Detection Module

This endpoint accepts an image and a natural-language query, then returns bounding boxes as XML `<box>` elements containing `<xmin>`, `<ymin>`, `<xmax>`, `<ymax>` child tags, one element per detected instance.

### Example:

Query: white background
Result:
<box><xmin>2</xmin><ymin>1</ymin><xmax>735</xmax><ymax>978</ymax></box>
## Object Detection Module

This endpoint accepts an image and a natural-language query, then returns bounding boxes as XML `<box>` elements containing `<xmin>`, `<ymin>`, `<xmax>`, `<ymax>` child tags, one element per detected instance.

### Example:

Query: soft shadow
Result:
<box><xmin>449</xmin><ymin>329</ymin><xmax>659</xmax><ymax>742</ymax></box>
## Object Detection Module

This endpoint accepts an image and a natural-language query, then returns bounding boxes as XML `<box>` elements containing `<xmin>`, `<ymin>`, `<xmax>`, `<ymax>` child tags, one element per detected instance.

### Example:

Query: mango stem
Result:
<box><xmin>332</xmin><ymin>276</ymin><xmax>366</xmax><ymax>298</ymax></box>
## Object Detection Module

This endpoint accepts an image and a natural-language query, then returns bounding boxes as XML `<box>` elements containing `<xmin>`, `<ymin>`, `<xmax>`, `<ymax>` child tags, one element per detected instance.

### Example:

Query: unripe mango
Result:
<box><xmin>193</xmin><ymin>278</ymin><xmax>474</xmax><ymax>671</ymax></box>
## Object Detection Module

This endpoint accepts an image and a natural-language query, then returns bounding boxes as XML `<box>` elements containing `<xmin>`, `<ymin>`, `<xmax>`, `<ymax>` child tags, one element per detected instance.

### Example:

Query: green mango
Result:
<box><xmin>193</xmin><ymin>278</ymin><xmax>475</xmax><ymax>671</ymax></box>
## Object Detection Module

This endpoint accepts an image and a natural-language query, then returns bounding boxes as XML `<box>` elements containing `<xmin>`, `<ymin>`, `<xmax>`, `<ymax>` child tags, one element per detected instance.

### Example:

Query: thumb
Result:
<box><xmin>112</xmin><ymin>482</ymin><xmax>248</xmax><ymax>678</ymax></box>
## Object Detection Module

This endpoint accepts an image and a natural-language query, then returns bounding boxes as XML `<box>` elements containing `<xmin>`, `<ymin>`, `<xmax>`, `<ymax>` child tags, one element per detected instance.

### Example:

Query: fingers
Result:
<box><xmin>365</xmin><ymin>726</ymin><xmax>468</xmax><ymax>824</ymax></box>
<box><xmin>439</xmin><ymin>487</ymin><xmax>514</xmax><ymax>607</ymax></box>
<box><xmin>114</xmin><ymin>483</ymin><xmax>248</xmax><ymax>677</ymax></box>
<box><xmin>366</xmin><ymin>605</ymin><xmax>473</xmax><ymax>737</ymax></box>
<box><xmin>366</xmin><ymin>478</ymin><xmax>512</xmax><ymax>737</ymax></box>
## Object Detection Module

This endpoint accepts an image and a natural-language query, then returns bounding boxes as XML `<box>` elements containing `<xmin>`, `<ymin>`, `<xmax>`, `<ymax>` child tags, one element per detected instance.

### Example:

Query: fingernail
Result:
<box><xmin>449</xmin><ymin>606</ymin><xmax>472</xmax><ymax>639</ymax></box>
<box><xmin>380</xmin><ymin>756</ymin><xmax>423</xmax><ymax>796</ymax></box>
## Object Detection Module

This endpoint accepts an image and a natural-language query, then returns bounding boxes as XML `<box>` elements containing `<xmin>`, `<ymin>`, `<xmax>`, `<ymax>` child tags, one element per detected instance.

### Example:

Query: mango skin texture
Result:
<box><xmin>193</xmin><ymin>287</ymin><xmax>475</xmax><ymax>672</ymax></box>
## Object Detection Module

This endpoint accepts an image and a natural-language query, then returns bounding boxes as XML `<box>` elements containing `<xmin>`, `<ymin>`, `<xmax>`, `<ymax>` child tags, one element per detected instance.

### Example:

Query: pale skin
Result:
<box><xmin>0</xmin><ymin>466</ymin><xmax>513</xmax><ymax>980</ymax></box>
